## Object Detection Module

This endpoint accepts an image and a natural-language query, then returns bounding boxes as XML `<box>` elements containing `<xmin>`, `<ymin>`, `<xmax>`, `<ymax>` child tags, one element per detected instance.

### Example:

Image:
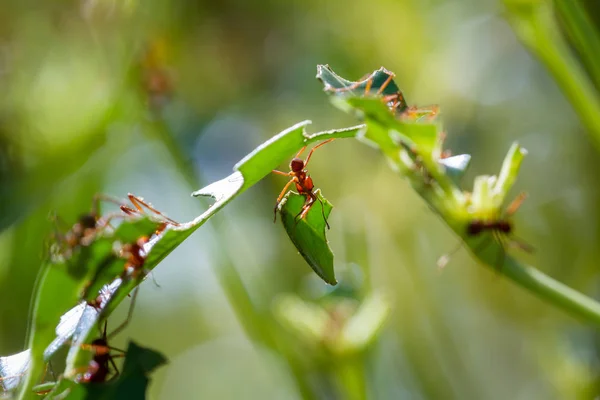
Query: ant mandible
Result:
<box><xmin>273</xmin><ymin>139</ymin><xmax>334</xmax><ymax>229</ymax></box>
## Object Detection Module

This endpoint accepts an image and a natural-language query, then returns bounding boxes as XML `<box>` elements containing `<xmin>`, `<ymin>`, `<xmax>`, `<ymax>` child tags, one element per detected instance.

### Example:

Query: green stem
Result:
<box><xmin>334</xmin><ymin>355</ymin><xmax>367</xmax><ymax>400</ymax></box>
<box><xmin>498</xmin><ymin>255</ymin><xmax>600</xmax><ymax>325</ymax></box>
<box><xmin>504</xmin><ymin>0</ymin><xmax>600</xmax><ymax>152</ymax></box>
<box><xmin>310</xmin><ymin>118</ymin><xmax>600</xmax><ymax>324</ymax></box>
<box><xmin>148</xmin><ymin>115</ymin><xmax>327</xmax><ymax>399</ymax></box>
<box><xmin>554</xmin><ymin>0</ymin><xmax>600</xmax><ymax>89</ymax></box>
<box><xmin>145</xmin><ymin>116</ymin><xmax>274</xmax><ymax>345</ymax></box>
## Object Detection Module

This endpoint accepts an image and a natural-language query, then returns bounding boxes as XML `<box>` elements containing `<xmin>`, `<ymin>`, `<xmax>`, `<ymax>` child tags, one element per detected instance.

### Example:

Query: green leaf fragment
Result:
<box><xmin>17</xmin><ymin>216</ymin><xmax>161</xmax><ymax>400</ymax></box>
<box><xmin>39</xmin><ymin>342</ymin><xmax>166</xmax><ymax>400</ymax></box>
<box><xmin>80</xmin><ymin>341</ymin><xmax>167</xmax><ymax>400</ymax></box>
<box><xmin>20</xmin><ymin>241</ymin><xmax>113</xmax><ymax>400</ymax></box>
<box><xmin>277</xmin><ymin>190</ymin><xmax>336</xmax><ymax>285</ymax></box>
<box><xmin>316</xmin><ymin>65</ymin><xmax>406</xmax><ymax>110</ymax></box>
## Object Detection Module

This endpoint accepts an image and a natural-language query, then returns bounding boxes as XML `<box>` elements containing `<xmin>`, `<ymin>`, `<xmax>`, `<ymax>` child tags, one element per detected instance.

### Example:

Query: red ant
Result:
<box><xmin>48</xmin><ymin>193</ymin><xmax>164</xmax><ymax>259</ymax></box>
<box><xmin>118</xmin><ymin>193</ymin><xmax>180</xmax><ymax>235</ymax></box>
<box><xmin>49</xmin><ymin>195</ymin><xmax>115</xmax><ymax>258</ymax></box>
<box><xmin>75</xmin><ymin>321</ymin><xmax>125</xmax><ymax>384</ymax></box>
<box><xmin>273</xmin><ymin>139</ymin><xmax>334</xmax><ymax>229</ymax></box>
<box><xmin>1</xmin><ymin>321</ymin><xmax>127</xmax><ymax>395</ymax></box>
<box><xmin>116</xmin><ymin>194</ymin><xmax>180</xmax><ymax>282</ymax></box>
<box><xmin>438</xmin><ymin>192</ymin><xmax>533</xmax><ymax>269</ymax></box>
<box><xmin>39</xmin><ymin>317</ymin><xmax>128</xmax><ymax>389</ymax></box>
<box><xmin>81</xmin><ymin>194</ymin><xmax>178</xmax><ymax>313</ymax></box>
<box><xmin>73</xmin><ymin>288</ymin><xmax>141</xmax><ymax>385</ymax></box>
<box><xmin>325</xmin><ymin>68</ymin><xmax>439</xmax><ymax>119</ymax></box>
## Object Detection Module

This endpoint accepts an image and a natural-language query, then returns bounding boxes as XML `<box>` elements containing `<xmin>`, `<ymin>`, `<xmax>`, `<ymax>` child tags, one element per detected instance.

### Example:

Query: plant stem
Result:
<box><xmin>499</xmin><ymin>255</ymin><xmax>600</xmax><ymax>324</ymax></box>
<box><xmin>504</xmin><ymin>0</ymin><xmax>600</xmax><ymax>152</ymax></box>
<box><xmin>553</xmin><ymin>0</ymin><xmax>600</xmax><ymax>89</ymax></box>
<box><xmin>334</xmin><ymin>355</ymin><xmax>367</xmax><ymax>400</ymax></box>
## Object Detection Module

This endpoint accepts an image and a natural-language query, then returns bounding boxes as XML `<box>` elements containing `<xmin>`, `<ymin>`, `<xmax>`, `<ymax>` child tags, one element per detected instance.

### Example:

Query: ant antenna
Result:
<box><xmin>149</xmin><ymin>272</ymin><xmax>162</xmax><ymax>289</ymax></box>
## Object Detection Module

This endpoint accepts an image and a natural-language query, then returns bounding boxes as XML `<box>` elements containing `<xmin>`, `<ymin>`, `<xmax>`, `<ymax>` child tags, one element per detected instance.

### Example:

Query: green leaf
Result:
<box><xmin>316</xmin><ymin>65</ymin><xmax>406</xmax><ymax>110</ymax></box>
<box><xmin>82</xmin><ymin>217</ymin><xmax>161</xmax><ymax>305</ymax></box>
<box><xmin>80</xmin><ymin>341</ymin><xmax>166</xmax><ymax>400</ymax></box>
<box><xmin>39</xmin><ymin>342</ymin><xmax>166</xmax><ymax>400</ymax></box>
<box><xmin>18</xmin><ymin>216</ymin><xmax>161</xmax><ymax>400</ymax></box>
<box><xmin>277</xmin><ymin>190</ymin><xmax>336</xmax><ymax>285</ymax></box>
<box><xmin>19</xmin><ymin>241</ymin><xmax>114</xmax><ymax>400</ymax></box>
<box><xmin>493</xmin><ymin>142</ymin><xmax>528</xmax><ymax>205</ymax></box>
<box><xmin>8</xmin><ymin>121</ymin><xmax>363</xmax><ymax>399</ymax></box>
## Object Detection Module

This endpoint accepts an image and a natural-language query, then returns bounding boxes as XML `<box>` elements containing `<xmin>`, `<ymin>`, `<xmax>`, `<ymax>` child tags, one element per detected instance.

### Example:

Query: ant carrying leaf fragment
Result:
<box><xmin>273</xmin><ymin>139</ymin><xmax>334</xmax><ymax>229</ymax></box>
<box><xmin>272</xmin><ymin>138</ymin><xmax>337</xmax><ymax>285</ymax></box>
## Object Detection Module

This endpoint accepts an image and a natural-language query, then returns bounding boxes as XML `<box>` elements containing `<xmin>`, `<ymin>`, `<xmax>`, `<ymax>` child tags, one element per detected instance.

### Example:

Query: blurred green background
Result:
<box><xmin>2</xmin><ymin>0</ymin><xmax>600</xmax><ymax>398</ymax></box>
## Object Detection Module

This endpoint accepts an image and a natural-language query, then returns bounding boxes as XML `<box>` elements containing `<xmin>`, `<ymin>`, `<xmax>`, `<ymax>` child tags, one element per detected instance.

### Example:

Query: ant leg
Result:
<box><xmin>303</xmin><ymin>138</ymin><xmax>335</xmax><ymax>168</ymax></box>
<box><xmin>274</xmin><ymin>179</ymin><xmax>295</xmax><ymax>223</ymax></box>
<box><xmin>120</xmin><ymin>204</ymin><xmax>141</xmax><ymax>218</ymax></box>
<box><xmin>107</xmin><ymin>352</ymin><xmax>126</xmax><ymax>380</ymax></box>
<box><xmin>494</xmin><ymin>233</ymin><xmax>507</xmax><ymax>271</ymax></box>
<box><xmin>109</xmin><ymin>357</ymin><xmax>120</xmax><ymax>379</ymax></box>
<box><xmin>128</xmin><ymin>194</ymin><xmax>180</xmax><ymax>226</ymax></box>
<box><xmin>272</xmin><ymin>170</ymin><xmax>291</xmax><ymax>176</ymax></box>
<box><xmin>38</xmin><ymin>362</ymin><xmax>52</xmax><ymax>383</ymax></box>
<box><xmin>295</xmin><ymin>195</ymin><xmax>315</xmax><ymax>225</ymax></box>
<box><xmin>375</xmin><ymin>75</ymin><xmax>394</xmax><ymax>95</ymax></box>
<box><xmin>437</xmin><ymin>240</ymin><xmax>464</xmax><ymax>269</ymax></box>
<box><xmin>508</xmin><ymin>235</ymin><xmax>535</xmax><ymax>253</ymax></box>
<box><xmin>327</xmin><ymin>74</ymin><xmax>372</xmax><ymax>95</ymax></box>
<box><xmin>90</xmin><ymin>193</ymin><xmax>107</xmax><ymax>218</ymax></box>
<box><xmin>96</xmin><ymin>212</ymin><xmax>126</xmax><ymax>231</ymax></box>
<box><xmin>94</xmin><ymin>193</ymin><xmax>127</xmax><ymax>207</ymax></box>
<box><xmin>364</xmin><ymin>76</ymin><xmax>373</xmax><ymax>93</ymax></box>
<box><xmin>505</xmin><ymin>192</ymin><xmax>528</xmax><ymax>217</ymax></box>
<box><xmin>316</xmin><ymin>196</ymin><xmax>330</xmax><ymax>230</ymax></box>
<box><xmin>108</xmin><ymin>287</ymin><xmax>139</xmax><ymax>340</ymax></box>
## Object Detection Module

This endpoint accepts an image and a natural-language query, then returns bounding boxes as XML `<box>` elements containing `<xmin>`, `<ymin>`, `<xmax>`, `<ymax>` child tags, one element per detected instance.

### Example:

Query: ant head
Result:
<box><xmin>290</xmin><ymin>158</ymin><xmax>304</xmax><ymax>172</ymax></box>
<box><xmin>91</xmin><ymin>338</ymin><xmax>108</xmax><ymax>347</ymax></box>
<box><xmin>466</xmin><ymin>220</ymin><xmax>483</xmax><ymax>236</ymax></box>
<box><xmin>78</xmin><ymin>213</ymin><xmax>98</xmax><ymax>229</ymax></box>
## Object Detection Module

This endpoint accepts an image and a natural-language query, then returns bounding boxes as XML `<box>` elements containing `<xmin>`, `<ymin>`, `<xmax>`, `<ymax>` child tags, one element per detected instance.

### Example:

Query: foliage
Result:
<box><xmin>2</xmin><ymin>0</ymin><xmax>600</xmax><ymax>398</ymax></box>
